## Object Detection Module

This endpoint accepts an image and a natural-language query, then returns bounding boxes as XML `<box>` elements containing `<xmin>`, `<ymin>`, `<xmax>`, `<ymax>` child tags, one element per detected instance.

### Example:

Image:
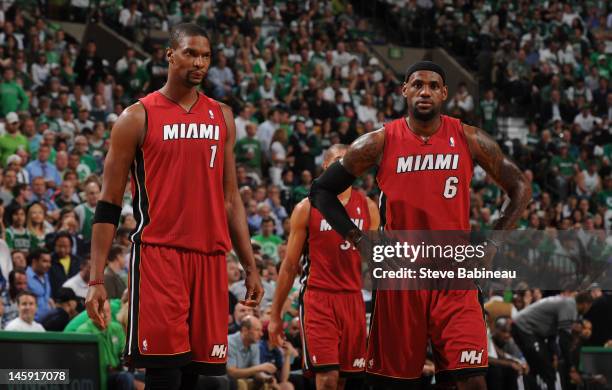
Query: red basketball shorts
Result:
<box><xmin>367</xmin><ymin>289</ymin><xmax>488</xmax><ymax>386</ymax></box>
<box><xmin>300</xmin><ymin>288</ymin><xmax>367</xmax><ymax>377</ymax></box>
<box><xmin>125</xmin><ymin>243</ymin><xmax>228</xmax><ymax>375</ymax></box>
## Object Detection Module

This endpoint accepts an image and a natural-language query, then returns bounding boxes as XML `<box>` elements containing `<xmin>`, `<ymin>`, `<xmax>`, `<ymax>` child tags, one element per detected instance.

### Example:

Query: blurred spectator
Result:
<box><xmin>0</xmin><ymin>69</ymin><xmax>28</xmax><ymax>116</ymax></box>
<box><xmin>25</xmin><ymin>144</ymin><xmax>61</xmax><ymax>186</ymax></box>
<box><xmin>6</xmin><ymin>206</ymin><xmax>31</xmax><ymax>251</ymax></box>
<box><xmin>76</xmin><ymin>299</ymin><xmax>134</xmax><ymax>390</ymax></box>
<box><xmin>74</xmin><ymin>41</ymin><xmax>105</xmax><ymax>89</ymax></box>
<box><xmin>26</xmin><ymin>248</ymin><xmax>53</xmax><ymax>322</ymax></box>
<box><xmin>0</xmin><ymin>112</ymin><xmax>28</xmax><ymax>167</ymax></box>
<box><xmin>235</xmin><ymin>122</ymin><xmax>262</xmax><ymax>175</ymax></box>
<box><xmin>487</xmin><ymin>316</ymin><xmax>529</xmax><ymax>390</ymax></box>
<box><xmin>62</xmin><ymin>256</ymin><xmax>90</xmax><ymax>300</ymax></box>
<box><xmin>27</xmin><ymin>202</ymin><xmax>52</xmax><ymax>249</ymax></box>
<box><xmin>447</xmin><ymin>82</ymin><xmax>475</xmax><ymax>116</ymax></box>
<box><xmin>40</xmin><ymin>287</ymin><xmax>78</xmax><ymax>331</ymax></box>
<box><xmin>74</xmin><ymin>181</ymin><xmax>100</xmax><ymax>242</ymax></box>
<box><xmin>288</xmin><ymin>119</ymin><xmax>319</xmax><ymax>176</ymax></box>
<box><xmin>104</xmin><ymin>246</ymin><xmax>126</xmax><ymax>300</ymax></box>
<box><xmin>4</xmin><ymin>291</ymin><xmax>45</xmax><ymax>332</ymax></box>
<box><xmin>228</xmin><ymin>302</ymin><xmax>255</xmax><ymax>335</ymax></box>
<box><xmin>512</xmin><ymin>291</ymin><xmax>593</xmax><ymax>390</ymax></box>
<box><xmin>49</xmin><ymin>231</ymin><xmax>81</xmax><ymax>298</ymax></box>
<box><xmin>252</xmin><ymin>217</ymin><xmax>282</xmax><ymax>264</ymax></box>
<box><xmin>259</xmin><ymin>330</ymin><xmax>298</xmax><ymax>390</ymax></box>
<box><xmin>227</xmin><ymin>315</ymin><xmax>278</xmax><ymax>388</ymax></box>
<box><xmin>208</xmin><ymin>53</ymin><xmax>234</xmax><ymax>100</ymax></box>
<box><xmin>1</xmin><ymin>269</ymin><xmax>27</xmax><ymax>328</ymax></box>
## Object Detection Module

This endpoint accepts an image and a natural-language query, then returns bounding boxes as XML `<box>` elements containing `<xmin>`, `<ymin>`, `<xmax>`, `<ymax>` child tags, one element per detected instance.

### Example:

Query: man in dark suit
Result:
<box><xmin>540</xmin><ymin>89</ymin><xmax>574</xmax><ymax>125</ymax></box>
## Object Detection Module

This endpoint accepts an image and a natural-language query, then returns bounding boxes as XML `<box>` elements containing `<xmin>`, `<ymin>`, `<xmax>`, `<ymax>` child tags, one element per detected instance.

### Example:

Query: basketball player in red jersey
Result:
<box><xmin>269</xmin><ymin>144</ymin><xmax>380</xmax><ymax>390</ymax></box>
<box><xmin>85</xmin><ymin>23</ymin><xmax>263</xmax><ymax>389</ymax></box>
<box><xmin>309</xmin><ymin>62</ymin><xmax>532</xmax><ymax>389</ymax></box>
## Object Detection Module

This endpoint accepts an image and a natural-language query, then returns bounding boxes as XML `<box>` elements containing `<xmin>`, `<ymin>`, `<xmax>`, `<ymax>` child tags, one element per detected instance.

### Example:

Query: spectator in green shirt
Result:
<box><xmin>0</xmin><ymin>69</ymin><xmax>29</xmax><ymax>116</ymax></box>
<box><xmin>291</xmin><ymin>169</ymin><xmax>312</xmax><ymax>205</ymax></box>
<box><xmin>235</xmin><ymin>122</ymin><xmax>262</xmax><ymax>175</ymax></box>
<box><xmin>76</xmin><ymin>300</ymin><xmax>134</xmax><ymax>389</ymax></box>
<box><xmin>550</xmin><ymin>143</ymin><xmax>577</xmax><ymax>178</ymax></box>
<box><xmin>597</xmin><ymin>177</ymin><xmax>612</xmax><ymax>210</ymax></box>
<box><xmin>550</xmin><ymin>143</ymin><xmax>577</xmax><ymax>199</ymax></box>
<box><xmin>0</xmin><ymin>112</ymin><xmax>29</xmax><ymax>167</ymax></box>
<box><xmin>252</xmin><ymin>217</ymin><xmax>283</xmax><ymax>263</ymax></box>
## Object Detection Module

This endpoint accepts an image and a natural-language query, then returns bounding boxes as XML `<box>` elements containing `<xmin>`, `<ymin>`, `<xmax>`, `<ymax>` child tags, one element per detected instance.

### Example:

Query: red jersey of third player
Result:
<box><xmin>376</xmin><ymin>115</ymin><xmax>473</xmax><ymax>231</ymax></box>
<box><xmin>306</xmin><ymin>190</ymin><xmax>371</xmax><ymax>292</ymax></box>
<box><xmin>133</xmin><ymin>91</ymin><xmax>231</xmax><ymax>253</ymax></box>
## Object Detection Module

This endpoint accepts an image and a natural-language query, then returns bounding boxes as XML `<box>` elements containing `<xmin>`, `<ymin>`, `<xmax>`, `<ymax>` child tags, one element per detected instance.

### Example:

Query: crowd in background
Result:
<box><xmin>0</xmin><ymin>0</ymin><xmax>609</xmax><ymax>389</ymax></box>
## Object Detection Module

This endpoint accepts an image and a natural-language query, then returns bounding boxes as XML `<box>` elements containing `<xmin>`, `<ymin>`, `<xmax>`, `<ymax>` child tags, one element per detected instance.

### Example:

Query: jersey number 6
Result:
<box><xmin>444</xmin><ymin>176</ymin><xmax>458</xmax><ymax>199</ymax></box>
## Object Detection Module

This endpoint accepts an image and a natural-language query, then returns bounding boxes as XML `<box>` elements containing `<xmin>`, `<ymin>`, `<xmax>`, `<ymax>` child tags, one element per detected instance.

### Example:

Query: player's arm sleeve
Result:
<box><xmin>309</xmin><ymin>161</ymin><xmax>360</xmax><ymax>239</ymax></box>
<box><xmin>309</xmin><ymin>129</ymin><xmax>384</xmax><ymax>240</ymax></box>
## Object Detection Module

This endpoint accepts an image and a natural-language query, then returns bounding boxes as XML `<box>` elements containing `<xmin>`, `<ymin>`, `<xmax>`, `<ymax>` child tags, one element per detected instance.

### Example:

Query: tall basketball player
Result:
<box><xmin>309</xmin><ymin>62</ymin><xmax>532</xmax><ymax>389</ymax></box>
<box><xmin>270</xmin><ymin>144</ymin><xmax>379</xmax><ymax>390</ymax></box>
<box><xmin>85</xmin><ymin>23</ymin><xmax>263</xmax><ymax>389</ymax></box>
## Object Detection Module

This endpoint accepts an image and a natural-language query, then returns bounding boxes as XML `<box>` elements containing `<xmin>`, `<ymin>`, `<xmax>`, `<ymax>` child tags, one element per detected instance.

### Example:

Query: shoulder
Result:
<box><xmin>292</xmin><ymin>197</ymin><xmax>311</xmax><ymax>216</ymax></box>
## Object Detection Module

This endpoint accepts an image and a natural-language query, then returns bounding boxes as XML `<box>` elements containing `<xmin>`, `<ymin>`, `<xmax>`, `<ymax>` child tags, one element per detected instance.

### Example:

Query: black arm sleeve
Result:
<box><xmin>308</xmin><ymin>161</ymin><xmax>360</xmax><ymax>239</ymax></box>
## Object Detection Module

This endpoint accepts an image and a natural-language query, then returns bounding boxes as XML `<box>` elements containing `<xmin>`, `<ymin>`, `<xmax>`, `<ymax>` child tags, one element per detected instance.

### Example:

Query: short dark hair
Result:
<box><xmin>575</xmin><ymin>291</ymin><xmax>593</xmax><ymax>305</ymax></box>
<box><xmin>169</xmin><ymin>23</ymin><xmax>209</xmax><ymax>49</ymax></box>
<box><xmin>107</xmin><ymin>246</ymin><xmax>123</xmax><ymax>262</ymax></box>
<box><xmin>8</xmin><ymin>269</ymin><xmax>26</xmax><ymax>300</ymax></box>
<box><xmin>16</xmin><ymin>290</ymin><xmax>37</xmax><ymax>304</ymax></box>
<box><xmin>27</xmin><ymin>248</ymin><xmax>50</xmax><ymax>264</ymax></box>
<box><xmin>54</xmin><ymin>231</ymin><xmax>73</xmax><ymax>246</ymax></box>
<box><xmin>262</xmin><ymin>217</ymin><xmax>275</xmax><ymax>225</ymax></box>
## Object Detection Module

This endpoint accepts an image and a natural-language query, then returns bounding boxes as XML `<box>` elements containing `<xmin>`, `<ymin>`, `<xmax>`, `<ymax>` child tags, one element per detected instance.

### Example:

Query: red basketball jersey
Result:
<box><xmin>131</xmin><ymin>91</ymin><xmax>231</xmax><ymax>253</ymax></box>
<box><xmin>376</xmin><ymin>115</ymin><xmax>473</xmax><ymax>231</ymax></box>
<box><xmin>305</xmin><ymin>190</ymin><xmax>370</xmax><ymax>292</ymax></box>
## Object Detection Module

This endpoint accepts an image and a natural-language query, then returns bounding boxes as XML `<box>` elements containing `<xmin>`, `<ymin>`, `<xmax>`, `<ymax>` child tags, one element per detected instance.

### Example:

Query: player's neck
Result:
<box><xmin>159</xmin><ymin>80</ymin><xmax>198</xmax><ymax>110</ymax></box>
<box><xmin>338</xmin><ymin>188</ymin><xmax>351</xmax><ymax>204</ymax></box>
<box><xmin>405</xmin><ymin>115</ymin><xmax>442</xmax><ymax>139</ymax></box>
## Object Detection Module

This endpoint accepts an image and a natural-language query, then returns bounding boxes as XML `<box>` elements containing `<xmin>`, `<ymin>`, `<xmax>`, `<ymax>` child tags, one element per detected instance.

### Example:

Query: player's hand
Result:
<box><xmin>241</xmin><ymin>270</ymin><xmax>264</xmax><ymax>307</ymax></box>
<box><xmin>86</xmin><ymin>284</ymin><xmax>108</xmax><ymax>330</ymax></box>
<box><xmin>268</xmin><ymin>315</ymin><xmax>285</xmax><ymax>347</ymax></box>
<box><xmin>260</xmin><ymin>362</ymin><xmax>277</xmax><ymax>374</ymax></box>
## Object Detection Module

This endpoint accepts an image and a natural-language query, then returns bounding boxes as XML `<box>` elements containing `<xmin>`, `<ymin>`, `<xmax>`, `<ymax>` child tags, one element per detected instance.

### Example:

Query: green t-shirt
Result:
<box><xmin>598</xmin><ymin>190</ymin><xmax>612</xmax><ymax>209</ymax></box>
<box><xmin>479</xmin><ymin>99</ymin><xmax>498</xmax><ymax>134</ymax></box>
<box><xmin>6</xmin><ymin>227</ymin><xmax>32</xmax><ymax>251</ymax></box>
<box><xmin>64</xmin><ymin>299</ymin><xmax>121</xmax><ymax>332</ymax></box>
<box><xmin>76</xmin><ymin>320</ymin><xmax>125</xmax><ymax>369</ymax></box>
<box><xmin>550</xmin><ymin>155</ymin><xmax>576</xmax><ymax>177</ymax></box>
<box><xmin>252</xmin><ymin>234</ymin><xmax>283</xmax><ymax>262</ymax></box>
<box><xmin>0</xmin><ymin>81</ymin><xmax>29</xmax><ymax>115</ymax></box>
<box><xmin>0</xmin><ymin>133</ymin><xmax>29</xmax><ymax>167</ymax></box>
<box><xmin>292</xmin><ymin>185</ymin><xmax>310</xmax><ymax>204</ymax></box>
<box><xmin>234</xmin><ymin>137</ymin><xmax>262</xmax><ymax>170</ymax></box>
<box><xmin>75</xmin><ymin>203</ymin><xmax>96</xmax><ymax>241</ymax></box>
<box><xmin>80</xmin><ymin>154</ymin><xmax>98</xmax><ymax>173</ymax></box>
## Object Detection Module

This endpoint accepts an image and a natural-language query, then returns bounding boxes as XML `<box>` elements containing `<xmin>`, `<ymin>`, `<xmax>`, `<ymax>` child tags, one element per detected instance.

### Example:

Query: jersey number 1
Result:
<box><xmin>209</xmin><ymin>145</ymin><xmax>218</xmax><ymax>168</ymax></box>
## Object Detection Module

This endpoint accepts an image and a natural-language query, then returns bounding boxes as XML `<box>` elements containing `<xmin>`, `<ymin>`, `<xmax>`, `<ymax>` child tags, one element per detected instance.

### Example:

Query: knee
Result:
<box><xmin>317</xmin><ymin>371</ymin><xmax>339</xmax><ymax>390</ymax></box>
<box><xmin>279</xmin><ymin>382</ymin><xmax>294</xmax><ymax>390</ymax></box>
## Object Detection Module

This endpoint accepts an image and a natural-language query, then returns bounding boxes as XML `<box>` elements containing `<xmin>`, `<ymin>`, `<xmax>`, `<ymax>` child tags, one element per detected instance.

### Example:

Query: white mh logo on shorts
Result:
<box><xmin>211</xmin><ymin>344</ymin><xmax>227</xmax><ymax>359</ymax></box>
<box><xmin>459</xmin><ymin>349</ymin><xmax>484</xmax><ymax>365</ymax></box>
<box><xmin>352</xmin><ymin>358</ymin><xmax>365</xmax><ymax>368</ymax></box>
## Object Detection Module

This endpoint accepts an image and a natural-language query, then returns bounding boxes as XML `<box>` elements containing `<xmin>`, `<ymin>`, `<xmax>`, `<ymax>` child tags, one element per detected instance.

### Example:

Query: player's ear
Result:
<box><xmin>401</xmin><ymin>82</ymin><xmax>409</xmax><ymax>98</ymax></box>
<box><xmin>166</xmin><ymin>47</ymin><xmax>174</xmax><ymax>64</ymax></box>
<box><xmin>442</xmin><ymin>85</ymin><xmax>449</xmax><ymax>101</ymax></box>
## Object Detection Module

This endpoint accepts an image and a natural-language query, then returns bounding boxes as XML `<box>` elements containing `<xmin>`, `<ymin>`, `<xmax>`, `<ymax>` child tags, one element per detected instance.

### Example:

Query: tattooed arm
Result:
<box><xmin>309</xmin><ymin>129</ymin><xmax>385</xmax><ymax>244</ymax></box>
<box><xmin>463</xmin><ymin>124</ymin><xmax>532</xmax><ymax>233</ymax></box>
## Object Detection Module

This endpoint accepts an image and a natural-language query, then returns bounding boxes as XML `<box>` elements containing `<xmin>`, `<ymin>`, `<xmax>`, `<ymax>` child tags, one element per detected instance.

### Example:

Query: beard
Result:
<box><xmin>410</xmin><ymin>104</ymin><xmax>440</xmax><ymax>122</ymax></box>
